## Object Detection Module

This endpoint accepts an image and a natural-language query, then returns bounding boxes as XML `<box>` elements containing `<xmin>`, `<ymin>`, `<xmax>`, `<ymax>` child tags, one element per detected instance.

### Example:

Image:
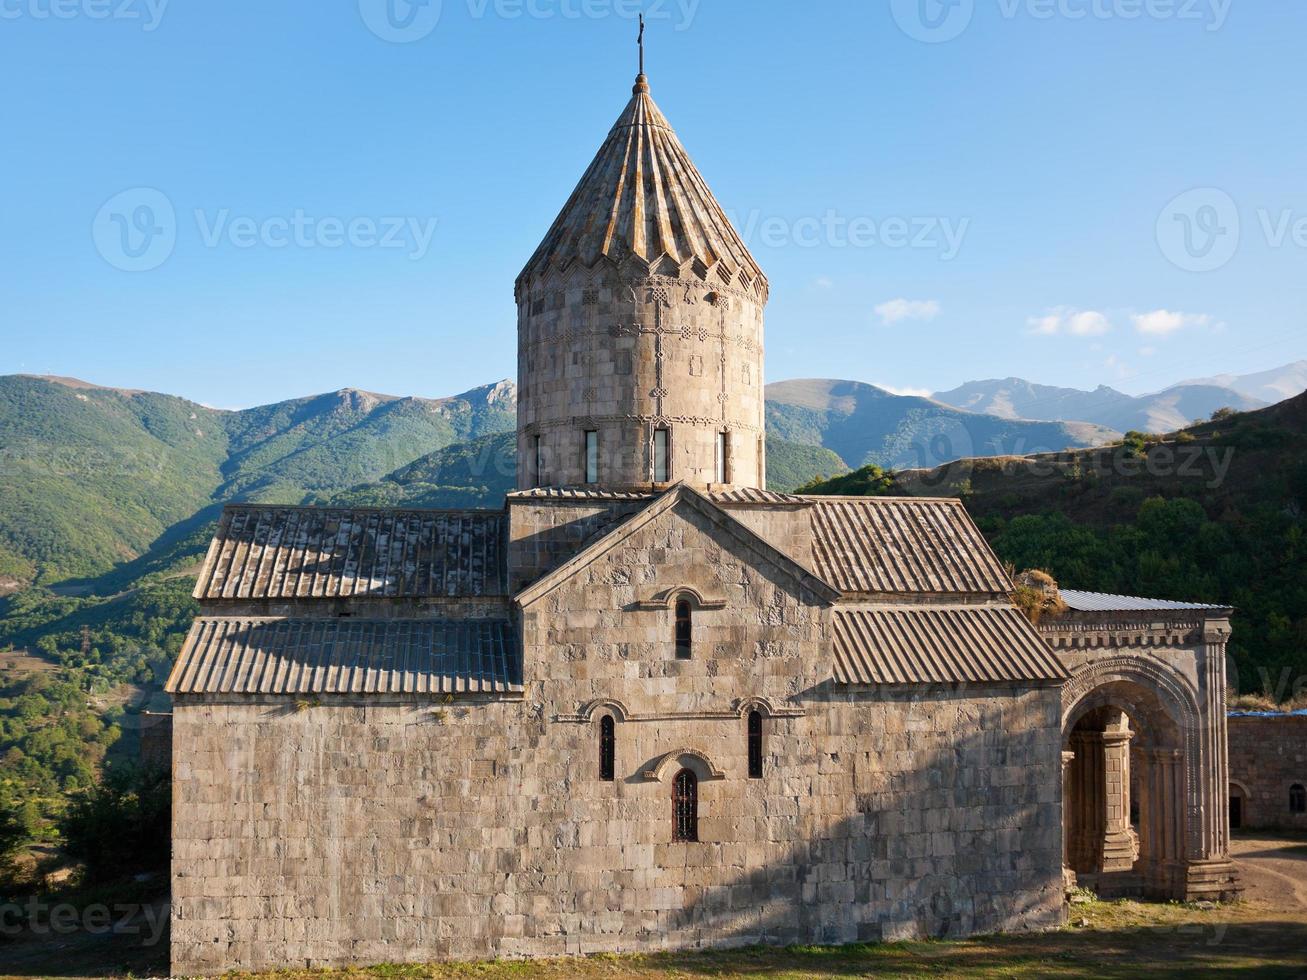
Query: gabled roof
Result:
<box><xmin>807</xmin><ymin>497</ymin><xmax>1012</xmax><ymax>596</ymax></box>
<box><xmin>833</xmin><ymin>604</ymin><xmax>1068</xmax><ymax>685</ymax></box>
<box><xmin>166</xmin><ymin>617</ymin><xmax>520</xmax><ymax>696</ymax></box>
<box><xmin>1058</xmin><ymin>589</ymin><xmax>1231</xmax><ymax>613</ymax></box>
<box><xmin>514</xmin><ymin>484</ymin><xmax>840</xmax><ymax>608</ymax></box>
<box><xmin>517</xmin><ymin>74</ymin><xmax>767</xmax><ymax>299</ymax></box>
<box><xmin>195</xmin><ymin>505</ymin><xmax>507</xmax><ymax>601</ymax></box>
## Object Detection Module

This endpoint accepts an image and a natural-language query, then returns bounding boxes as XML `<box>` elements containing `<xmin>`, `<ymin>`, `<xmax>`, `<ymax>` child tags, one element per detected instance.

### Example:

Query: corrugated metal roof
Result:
<box><xmin>166</xmin><ymin>618</ymin><xmax>521</xmax><ymax>695</ymax></box>
<box><xmin>833</xmin><ymin>605</ymin><xmax>1068</xmax><ymax>685</ymax></box>
<box><xmin>1059</xmin><ymin>589</ymin><xmax>1229</xmax><ymax>612</ymax></box>
<box><xmin>809</xmin><ymin>498</ymin><xmax>1011</xmax><ymax>595</ymax></box>
<box><xmin>196</xmin><ymin>506</ymin><xmax>507</xmax><ymax>600</ymax></box>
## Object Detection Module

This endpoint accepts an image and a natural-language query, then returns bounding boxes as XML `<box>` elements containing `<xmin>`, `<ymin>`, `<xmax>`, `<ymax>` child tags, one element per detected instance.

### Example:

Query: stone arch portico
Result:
<box><xmin>1060</xmin><ymin>663</ymin><xmax>1201</xmax><ymax>898</ymax></box>
<box><xmin>1040</xmin><ymin>592</ymin><xmax>1241</xmax><ymax>902</ymax></box>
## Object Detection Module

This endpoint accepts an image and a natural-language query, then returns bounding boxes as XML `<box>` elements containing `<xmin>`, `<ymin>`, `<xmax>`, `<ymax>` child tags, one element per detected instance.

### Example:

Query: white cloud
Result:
<box><xmin>1131</xmin><ymin>309</ymin><xmax>1213</xmax><ymax>336</ymax></box>
<box><xmin>874</xmin><ymin>298</ymin><xmax>940</xmax><ymax>325</ymax></box>
<box><xmin>875</xmin><ymin>383</ymin><xmax>933</xmax><ymax>398</ymax></box>
<box><xmin>1027</xmin><ymin>308</ymin><xmax>1112</xmax><ymax>337</ymax></box>
<box><xmin>813</xmin><ymin>276</ymin><xmax>834</xmax><ymax>289</ymax></box>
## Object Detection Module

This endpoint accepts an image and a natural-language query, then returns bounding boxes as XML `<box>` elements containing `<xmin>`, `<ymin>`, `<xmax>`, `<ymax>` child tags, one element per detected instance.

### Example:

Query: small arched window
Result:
<box><xmin>747</xmin><ymin>710</ymin><xmax>764</xmax><ymax>779</ymax></box>
<box><xmin>598</xmin><ymin>715</ymin><xmax>615</xmax><ymax>782</ymax></box>
<box><xmin>1291</xmin><ymin>783</ymin><xmax>1306</xmax><ymax>814</ymax></box>
<box><xmin>674</xmin><ymin>598</ymin><xmax>692</xmax><ymax>659</ymax></box>
<box><xmin>672</xmin><ymin>768</ymin><xmax>698</xmax><ymax>842</ymax></box>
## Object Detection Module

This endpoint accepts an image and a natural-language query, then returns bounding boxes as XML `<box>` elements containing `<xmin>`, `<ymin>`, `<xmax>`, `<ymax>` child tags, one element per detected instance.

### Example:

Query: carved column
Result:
<box><xmin>1182</xmin><ymin>623</ymin><xmax>1241</xmax><ymax>899</ymax></box>
<box><xmin>1068</xmin><ymin>731</ymin><xmax>1100</xmax><ymax>872</ymax></box>
<box><xmin>1099</xmin><ymin>712</ymin><xmax>1135</xmax><ymax>873</ymax></box>
<box><xmin>1062</xmin><ymin>749</ymin><xmax>1077</xmax><ymax>890</ymax></box>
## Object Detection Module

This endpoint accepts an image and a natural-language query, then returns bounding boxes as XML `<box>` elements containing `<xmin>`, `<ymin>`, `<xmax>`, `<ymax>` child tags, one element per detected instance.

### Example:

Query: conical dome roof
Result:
<box><xmin>518</xmin><ymin>75</ymin><xmax>767</xmax><ymax>299</ymax></box>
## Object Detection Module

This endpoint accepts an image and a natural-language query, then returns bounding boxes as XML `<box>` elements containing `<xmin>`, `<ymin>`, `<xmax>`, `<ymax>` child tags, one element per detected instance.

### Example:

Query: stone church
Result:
<box><xmin>166</xmin><ymin>65</ymin><xmax>1240</xmax><ymax>975</ymax></box>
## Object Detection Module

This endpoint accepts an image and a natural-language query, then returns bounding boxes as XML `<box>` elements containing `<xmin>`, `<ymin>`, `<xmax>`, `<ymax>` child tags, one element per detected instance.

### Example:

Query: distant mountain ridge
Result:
<box><xmin>1176</xmin><ymin>360</ymin><xmax>1307</xmax><ymax>405</ymax></box>
<box><xmin>3</xmin><ymin>362</ymin><xmax>1299</xmax><ymax>591</ymax></box>
<box><xmin>932</xmin><ymin>377</ymin><xmax>1268</xmax><ymax>433</ymax></box>
<box><xmin>765</xmin><ymin>378</ymin><xmax>1115</xmax><ymax>471</ymax></box>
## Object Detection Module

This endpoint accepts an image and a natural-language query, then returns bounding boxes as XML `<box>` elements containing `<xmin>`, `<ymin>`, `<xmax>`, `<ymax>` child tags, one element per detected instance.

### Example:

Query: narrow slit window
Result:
<box><xmin>674</xmin><ymin>598</ymin><xmax>692</xmax><ymax>659</ymax></box>
<box><xmin>715</xmin><ymin>431</ymin><xmax>729</xmax><ymax>484</ymax></box>
<box><xmin>599</xmin><ymin>715</ymin><xmax>615</xmax><ymax>782</ymax></box>
<box><xmin>747</xmin><ymin>710</ymin><xmax>764</xmax><ymax>779</ymax></box>
<box><xmin>533</xmin><ymin>434</ymin><xmax>543</xmax><ymax>485</ymax></box>
<box><xmin>672</xmin><ymin>768</ymin><xmax>698</xmax><ymax>842</ymax></box>
<box><xmin>584</xmin><ymin>430</ymin><xmax>598</xmax><ymax>484</ymax></box>
<box><xmin>1291</xmin><ymin>784</ymin><xmax>1306</xmax><ymax>814</ymax></box>
<box><xmin>653</xmin><ymin>428</ymin><xmax>670</xmax><ymax>483</ymax></box>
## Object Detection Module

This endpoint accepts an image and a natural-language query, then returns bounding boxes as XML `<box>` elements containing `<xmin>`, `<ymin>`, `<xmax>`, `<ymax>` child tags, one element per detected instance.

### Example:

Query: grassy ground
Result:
<box><xmin>2</xmin><ymin>835</ymin><xmax>1305</xmax><ymax>979</ymax></box>
<box><xmin>221</xmin><ymin>897</ymin><xmax>1307</xmax><ymax>980</ymax></box>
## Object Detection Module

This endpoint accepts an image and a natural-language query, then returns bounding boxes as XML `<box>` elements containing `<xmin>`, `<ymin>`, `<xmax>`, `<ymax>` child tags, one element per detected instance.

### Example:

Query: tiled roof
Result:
<box><xmin>166</xmin><ymin>618</ymin><xmax>520</xmax><ymax>695</ymax></box>
<box><xmin>710</xmin><ymin>487</ymin><xmax>808</xmax><ymax>505</ymax></box>
<box><xmin>808</xmin><ymin>498</ymin><xmax>1011</xmax><ymax>595</ymax></box>
<box><xmin>196</xmin><ymin>506</ymin><xmax>507</xmax><ymax>600</ymax></box>
<box><xmin>833</xmin><ymin>605</ymin><xmax>1068</xmax><ymax>685</ymax></box>
<box><xmin>517</xmin><ymin>74</ymin><xmax>767</xmax><ymax>299</ymax></box>
<box><xmin>507</xmin><ymin>487</ymin><xmax>655</xmax><ymax>501</ymax></box>
<box><xmin>1058</xmin><ymin>589</ymin><xmax>1230</xmax><ymax>612</ymax></box>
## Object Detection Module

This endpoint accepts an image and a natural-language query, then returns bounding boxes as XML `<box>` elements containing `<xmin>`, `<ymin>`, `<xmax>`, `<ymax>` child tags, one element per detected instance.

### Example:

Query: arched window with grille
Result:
<box><xmin>747</xmin><ymin>710</ymin><xmax>764</xmax><ymax>779</ymax></box>
<box><xmin>598</xmin><ymin>715</ymin><xmax>615</xmax><ymax>782</ymax></box>
<box><xmin>672</xmin><ymin>768</ymin><xmax>698</xmax><ymax>841</ymax></box>
<box><xmin>1291</xmin><ymin>783</ymin><xmax>1306</xmax><ymax>814</ymax></box>
<box><xmin>674</xmin><ymin>598</ymin><xmax>692</xmax><ymax>659</ymax></box>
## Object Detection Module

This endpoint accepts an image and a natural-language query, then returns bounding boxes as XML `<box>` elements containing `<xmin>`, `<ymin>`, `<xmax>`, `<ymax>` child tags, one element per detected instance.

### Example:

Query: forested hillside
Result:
<box><xmin>0</xmin><ymin>376</ymin><xmax>516</xmax><ymax>590</ymax></box>
<box><xmin>802</xmin><ymin>394</ymin><xmax>1307</xmax><ymax>699</ymax></box>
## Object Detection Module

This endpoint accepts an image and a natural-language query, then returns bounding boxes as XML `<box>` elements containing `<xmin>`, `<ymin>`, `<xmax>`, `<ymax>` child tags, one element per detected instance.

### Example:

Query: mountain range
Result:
<box><xmin>930</xmin><ymin>363</ymin><xmax>1307</xmax><ymax>433</ymax></box>
<box><xmin>2</xmin><ymin>361</ymin><xmax>1303</xmax><ymax>593</ymax></box>
<box><xmin>932</xmin><ymin>379</ymin><xmax>1268</xmax><ymax>433</ymax></box>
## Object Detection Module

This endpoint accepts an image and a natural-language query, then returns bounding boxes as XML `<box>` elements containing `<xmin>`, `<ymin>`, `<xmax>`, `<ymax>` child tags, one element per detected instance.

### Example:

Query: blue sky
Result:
<box><xmin>2</xmin><ymin>0</ymin><xmax>1304</xmax><ymax>408</ymax></box>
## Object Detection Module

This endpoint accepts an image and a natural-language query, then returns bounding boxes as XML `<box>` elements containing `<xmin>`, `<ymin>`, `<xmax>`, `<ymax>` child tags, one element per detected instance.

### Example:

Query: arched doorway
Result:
<box><xmin>1228</xmin><ymin>782</ymin><xmax>1248</xmax><ymax>830</ymax></box>
<box><xmin>1062</xmin><ymin>677</ymin><xmax>1192</xmax><ymax>899</ymax></box>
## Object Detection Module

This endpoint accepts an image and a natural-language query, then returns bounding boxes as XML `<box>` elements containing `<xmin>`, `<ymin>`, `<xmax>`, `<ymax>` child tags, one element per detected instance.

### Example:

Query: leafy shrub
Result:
<box><xmin>59</xmin><ymin>766</ymin><xmax>170</xmax><ymax>884</ymax></box>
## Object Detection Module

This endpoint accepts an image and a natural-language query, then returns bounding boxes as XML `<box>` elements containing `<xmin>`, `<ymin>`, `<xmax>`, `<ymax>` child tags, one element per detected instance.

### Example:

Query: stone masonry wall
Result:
<box><xmin>516</xmin><ymin>268</ymin><xmax>765</xmax><ymax>490</ymax></box>
<box><xmin>1228</xmin><ymin>715</ymin><xmax>1307</xmax><ymax>830</ymax></box>
<box><xmin>171</xmin><ymin>499</ymin><xmax>1065</xmax><ymax>973</ymax></box>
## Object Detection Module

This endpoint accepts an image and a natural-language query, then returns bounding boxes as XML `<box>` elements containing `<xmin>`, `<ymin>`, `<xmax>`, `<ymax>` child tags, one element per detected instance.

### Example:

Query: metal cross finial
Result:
<box><xmin>638</xmin><ymin>13</ymin><xmax>645</xmax><ymax>76</ymax></box>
